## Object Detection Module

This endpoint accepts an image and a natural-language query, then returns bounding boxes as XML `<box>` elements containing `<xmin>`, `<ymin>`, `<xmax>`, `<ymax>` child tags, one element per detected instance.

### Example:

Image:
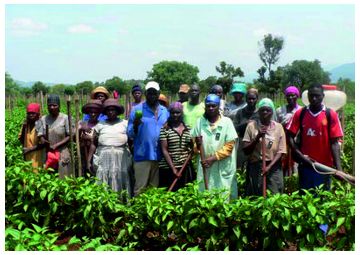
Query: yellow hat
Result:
<box><xmin>90</xmin><ymin>86</ymin><xmax>111</xmax><ymax>99</ymax></box>
<box><xmin>178</xmin><ymin>84</ymin><xmax>190</xmax><ymax>93</ymax></box>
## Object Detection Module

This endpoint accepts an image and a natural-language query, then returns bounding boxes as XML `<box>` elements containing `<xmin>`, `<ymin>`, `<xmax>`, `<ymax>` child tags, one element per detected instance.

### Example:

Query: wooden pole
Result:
<box><xmin>40</xmin><ymin>91</ymin><xmax>45</xmax><ymax>116</ymax></box>
<box><xmin>66</xmin><ymin>96</ymin><xmax>76</xmax><ymax>178</ymax></box>
<box><xmin>75</xmin><ymin>95</ymin><xmax>82</xmax><ymax>178</ymax></box>
<box><xmin>262</xmin><ymin>135</ymin><xmax>267</xmax><ymax>199</ymax></box>
<box><xmin>168</xmin><ymin>153</ymin><xmax>193</xmax><ymax>191</ymax></box>
<box><xmin>195</xmin><ymin>136</ymin><xmax>209</xmax><ymax>190</ymax></box>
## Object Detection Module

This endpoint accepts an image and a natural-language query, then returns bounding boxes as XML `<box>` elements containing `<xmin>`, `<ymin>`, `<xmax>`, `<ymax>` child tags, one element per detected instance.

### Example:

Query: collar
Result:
<box><xmin>307</xmin><ymin>104</ymin><xmax>325</xmax><ymax>117</ymax></box>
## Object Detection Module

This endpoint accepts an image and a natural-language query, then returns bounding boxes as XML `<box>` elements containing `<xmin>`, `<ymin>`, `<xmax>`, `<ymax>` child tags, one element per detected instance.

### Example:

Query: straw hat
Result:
<box><xmin>81</xmin><ymin>99</ymin><xmax>103</xmax><ymax>114</ymax></box>
<box><xmin>102</xmin><ymin>99</ymin><xmax>124</xmax><ymax>115</ymax></box>
<box><xmin>90</xmin><ymin>86</ymin><xmax>111</xmax><ymax>99</ymax></box>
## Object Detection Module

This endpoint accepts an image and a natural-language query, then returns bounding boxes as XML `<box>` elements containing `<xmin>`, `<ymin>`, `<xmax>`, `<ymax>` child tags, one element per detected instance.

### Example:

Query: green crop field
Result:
<box><xmin>5</xmin><ymin>97</ymin><xmax>355</xmax><ymax>251</ymax></box>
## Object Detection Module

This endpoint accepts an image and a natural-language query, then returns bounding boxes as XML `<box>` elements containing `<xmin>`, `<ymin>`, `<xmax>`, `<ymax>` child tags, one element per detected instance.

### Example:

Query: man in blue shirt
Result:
<box><xmin>127</xmin><ymin>81</ymin><xmax>170</xmax><ymax>197</ymax></box>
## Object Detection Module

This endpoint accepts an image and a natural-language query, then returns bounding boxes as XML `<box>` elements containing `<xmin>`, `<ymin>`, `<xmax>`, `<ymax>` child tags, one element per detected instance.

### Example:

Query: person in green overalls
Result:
<box><xmin>191</xmin><ymin>94</ymin><xmax>238</xmax><ymax>201</ymax></box>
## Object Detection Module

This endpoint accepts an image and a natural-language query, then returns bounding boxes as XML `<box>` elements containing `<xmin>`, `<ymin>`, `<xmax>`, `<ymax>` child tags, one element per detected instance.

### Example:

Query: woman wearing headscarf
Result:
<box><xmin>36</xmin><ymin>95</ymin><xmax>75</xmax><ymax>179</ymax></box>
<box><xmin>87</xmin><ymin>99</ymin><xmax>133</xmax><ymax>201</ymax></box>
<box><xmin>83</xmin><ymin>86</ymin><xmax>111</xmax><ymax>122</ymax></box>
<box><xmin>78</xmin><ymin>99</ymin><xmax>102</xmax><ymax>177</ymax></box>
<box><xmin>191</xmin><ymin>94</ymin><xmax>238</xmax><ymax>201</ymax></box>
<box><xmin>232</xmin><ymin>88</ymin><xmax>260</xmax><ymax>169</ymax></box>
<box><xmin>209</xmin><ymin>85</ymin><xmax>226</xmax><ymax>114</ymax></box>
<box><xmin>159</xmin><ymin>102</ymin><xmax>194</xmax><ymax>191</ymax></box>
<box><xmin>224</xmin><ymin>82</ymin><xmax>247</xmax><ymax>120</ymax></box>
<box><xmin>275</xmin><ymin>86</ymin><xmax>302</xmax><ymax>176</ymax></box>
<box><xmin>18</xmin><ymin>103</ymin><xmax>45</xmax><ymax>170</ymax></box>
<box><xmin>242</xmin><ymin>98</ymin><xmax>287</xmax><ymax>196</ymax></box>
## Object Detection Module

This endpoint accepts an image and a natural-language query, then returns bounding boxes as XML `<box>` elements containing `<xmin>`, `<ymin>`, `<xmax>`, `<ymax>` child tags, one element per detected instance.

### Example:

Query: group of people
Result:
<box><xmin>19</xmin><ymin>81</ymin><xmax>343</xmax><ymax>205</ymax></box>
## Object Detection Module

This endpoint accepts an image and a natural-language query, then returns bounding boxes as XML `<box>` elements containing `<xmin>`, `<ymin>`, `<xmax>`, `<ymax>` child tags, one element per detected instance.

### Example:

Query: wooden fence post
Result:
<box><xmin>75</xmin><ymin>95</ymin><xmax>82</xmax><ymax>178</ymax></box>
<box><xmin>66</xmin><ymin>96</ymin><xmax>76</xmax><ymax>178</ymax></box>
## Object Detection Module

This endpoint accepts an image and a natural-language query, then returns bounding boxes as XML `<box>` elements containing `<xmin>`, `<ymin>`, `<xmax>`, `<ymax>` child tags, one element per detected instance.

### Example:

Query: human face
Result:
<box><xmin>205</xmin><ymin>103</ymin><xmax>219</xmax><ymax>118</ymax></box>
<box><xmin>145</xmin><ymin>88</ymin><xmax>160</xmax><ymax>106</ymax></box>
<box><xmin>95</xmin><ymin>93</ymin><xmax>107</xmax><ymax>103</ymax></box>
<box><xmin>233</xmin><ymin>92</ymin><xmax>244</xmax><ymax>102</ymax></box>
<box><xmin>133</xmin><ymin>91</ymin><xmax>142</xmax><ymax>102</ymax></box>
<box><xmin>308</xmin><ymin>87</ymin><xmax>324</xmax><ymax>108</ymax></box>
<box><xmin>27</xmin><ymin>112</ymin><xmax>38</xmax><ymax>123</ymax></box>
<box><xmin>212</xmin><ymin>88</ymin><xmax>223</xmax><ymax>99</ymax></box>
<box><xmin>178</xmin><ymin>92</ymin><xmax>189</xmax><ymax>102</ymax></box>
<box><xmin>170</xmin><ymin>108</ymin><xmax>183</xmax><ymax>122</ymax></box>
<box><xmin>88</xmin><ymin>109</ymin><xmax>100</xmax><ymax>123</ymax></box>
<box><xmin>48</xmin><ymin>103</ymin><xmax>60</xmax><ymax>116</ymax></box>
<box><xmin>190</xmin><ymin>85</ymin><xmax>201</xmax><ymax>100</ymax></box>
<box><xmin>105</xmin><ymin>106</ymin><xmax>118</xmax><ymax>120</ymax></box>
<box><xmin>259</xmin><ymin>106</ymin><xmax>273</xmax><ymax>122</ymax></box>
<box><xmin>246</xmin><ymin>92</ymin><xmax>258</xmax><ymax>108</ymax></box>
<box><xmin>286</xmin><ymin>92</ymin><xmax>298</xmax><ymax>106</ymax></box>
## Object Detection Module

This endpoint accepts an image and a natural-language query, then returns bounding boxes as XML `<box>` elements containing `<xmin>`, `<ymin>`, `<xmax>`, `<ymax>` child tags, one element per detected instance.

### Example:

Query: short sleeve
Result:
<box><xmin>329</xmin><ymin>109</ymin><xmax>343</xmax><ymax>138</ymax></box>
<box><xmin>36</xmin><ymin>117</ymin><xmax>45</xmax><ymax>137</ymax></box>
<box><xmin>277</xmin><ymin>123</ymin><xmax>287</xmax><ymax>154</ymax></box>
<box><xmin>286</xmin><ymin>107</ymin><xmax>301</xmax><ymax>134</ymax></box>
<box><xmin>242</xmin><ymin>122</ymin><xmax>254</xmax><ymax>143</ymax></box>
<box><xmin>159</xmin><ymin>127</ymin><xmax>167</xmax><ymax>141</ymax></box>
<box><xmin>224</xmin><ymin>117</ymin><xmax>238</xmax><ymax>142</ymax></box>
<box><xmin>190</xmin><ymin>117</ymin><xmax>202</xmax><ymax>138</ymax></box>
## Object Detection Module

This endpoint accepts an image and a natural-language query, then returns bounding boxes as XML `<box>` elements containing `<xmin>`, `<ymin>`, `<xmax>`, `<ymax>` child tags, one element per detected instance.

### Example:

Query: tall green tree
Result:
<box><xmin>336</xmin><ymin>78</ymin><xmax>355</xmax><ymax>100</ymax></box>
<box><xmin>64</xmin><ymin>85</ymin><xmax>76</xmax><ymax>96</ymax></box>
<box><xmin>104</xmin><ymin>76</ymin><xmax>128</xmax><ymax>95</ymax></box>
<box><xmin>51</xmin><ymin>84</ymin><xmax>66</xmax><ymax>95</ymax></box>
<box><xmin>5</xmin><ymin>72</ymin><xmax>20</xmax><ymax>96</ymax></box>
<box><xmin>215</xmin><ymin>61</ymin><xmax>244</xmax><ymax>94</ymax></box>
<box><xmin>280</xmin><ymin>59</ymin><xmax>331</xmax><ymax>92</ymax></box>
<box><xmin>75</xmin><ymin>81</ymin><xmax>94</xmax><ymax>95</ymax></box>
<box><xmin>258</xmin><ymin>33</ymin><xmax>284</xmax><ymax>74</ymax></box>
<box><xmin>32</xmin><ymin>81</ymin><xmax>49</xmax><ymax>95</ymax></box>
<box><xmin>146</xmin><ymin>61</ymin><xmax>199</xmax><ymax>94</ymax></box>
<box><xmin>199</xmin><ymin>76</ymin><xmax>218</xmax><ymax>93</ymax></box>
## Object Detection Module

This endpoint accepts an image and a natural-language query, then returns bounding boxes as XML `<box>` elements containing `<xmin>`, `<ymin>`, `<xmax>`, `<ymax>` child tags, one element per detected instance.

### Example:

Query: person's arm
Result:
<box><xmin>160</xmin><ymin>140</ymin><xmax>180</xmax><ymax>178</ymax></box>
<box><xmin>242</xmin><ymin>125</ymin><xmax>267</xmax><ymax>155</ymax></box>
<box><xmin>261</xmin><ymin>153</ymin><xmax>283</xmax><ymax>176</ymax></box>
<box><xmin>50</xmin><ymin>136</ymin><xmax>70</xmax><ymax>151</ymax></box>
<box><xmin>23</xmin><ymin>144</ymin><xmax>46</xmax><ymax>155</ymax></box>
<box><xmin>18</xmin><ymin>119</ymin><xmax>27</xmax><ymax>144</ymax></box>
<box><xmin>86</xmin><ymin>133</ymin><xmax>98</xmax><ymax>175</ymax></box>
<box><xmin>330</xmin><ymin>137</ymin><xmax>342</xmax><ymax>171</ymax></box>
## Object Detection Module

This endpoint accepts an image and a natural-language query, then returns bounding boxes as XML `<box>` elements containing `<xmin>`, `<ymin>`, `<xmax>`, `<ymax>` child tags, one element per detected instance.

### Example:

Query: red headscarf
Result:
<box><xmin>27</xmin><ymin>103</ymin><xmax>40</xmax><ymax>114</ymax></box>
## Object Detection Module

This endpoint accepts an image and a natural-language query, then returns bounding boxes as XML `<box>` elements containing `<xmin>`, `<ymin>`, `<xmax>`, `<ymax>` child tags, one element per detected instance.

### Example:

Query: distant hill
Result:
<box><xmin>15</xmin><ymin>80</ymin><xmax>64</xmax><ymax>87</ymax></box>
<box><xmin>328</xmin><ymin>63</ymin><xmax>355</xmax><ymax>82</ymax></box>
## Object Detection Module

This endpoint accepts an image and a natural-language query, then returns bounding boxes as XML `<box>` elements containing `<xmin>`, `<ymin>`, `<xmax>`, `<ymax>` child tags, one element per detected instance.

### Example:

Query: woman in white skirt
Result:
<box><xmin>87</xmin><ymin>99</ymin><xmax>133</xmax><ymax>202</ymax></box>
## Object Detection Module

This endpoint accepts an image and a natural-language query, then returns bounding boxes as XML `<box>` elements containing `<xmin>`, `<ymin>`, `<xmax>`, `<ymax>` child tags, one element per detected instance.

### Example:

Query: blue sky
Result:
<box><xmin>5</xmin><ymin>4</ymin><xmax>355</xmax><ymax>84</ymax></box>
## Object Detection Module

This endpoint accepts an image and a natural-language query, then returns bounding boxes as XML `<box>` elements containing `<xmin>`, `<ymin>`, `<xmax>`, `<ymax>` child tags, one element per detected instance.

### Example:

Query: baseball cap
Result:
<box><xmin>145</xmin><ymin>81</ymin><xmax>160</xmax><ymax>91</ymax></box>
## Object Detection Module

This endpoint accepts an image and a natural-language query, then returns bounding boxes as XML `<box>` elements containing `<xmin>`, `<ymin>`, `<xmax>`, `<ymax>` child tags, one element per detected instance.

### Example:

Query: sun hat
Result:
<box><xmin>229</xmin><ymin>82</ymin><xmax>246</xmax><ymax>96</ymax></box>
<box><xmin>102</xmin><ymin>99</ymin><xmax>124</xmax><ymax>115</ymax></box>
<box><xmin>81</xmin><ymin>99</ymin><xmax>103</xmax><ymax>114</ymax></box>
<box><xmin>145</xmin><ymin>81</ymin><xmax>160</xmax><ymax>91</ymax></box>
<box><xmin>90</xmin><ymin>86</ymin><xmax>111</xmax><ymax>99</ymax></box>
<box><xmin>178</xmin><ymin>84</ymin><xmax>190</xmax><ymax>93</ymax></box>
<box><xmin>205</xmin><ymin>94</ymin><xmax>220</xmax><ymax>105</ymax></box>
<box><xmin>158</xmin><ymin>94</ymin><xmax>169</xmax><ymax>108</ymax></box>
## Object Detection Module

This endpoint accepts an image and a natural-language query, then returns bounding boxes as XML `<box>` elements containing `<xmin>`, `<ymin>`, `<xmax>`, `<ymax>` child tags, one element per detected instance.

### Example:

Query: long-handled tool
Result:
<box><xmin>168</xmin><ymin>152</ymin><xmax>193</xmax><ymax>192</ymax></box>
<box><xmin>262</xmin><ymin>135</ymin><xmax>267</xmax><ymax>199</ymax></box>
<box><xmin>310</xmin><ymin>160</ymin><xmax>355</xmax><ymax>185</ymax></box>
<box><xmin>195</xmin><ymin>136</ymin><xmax>209</xmax><ymax>190</ymax></box>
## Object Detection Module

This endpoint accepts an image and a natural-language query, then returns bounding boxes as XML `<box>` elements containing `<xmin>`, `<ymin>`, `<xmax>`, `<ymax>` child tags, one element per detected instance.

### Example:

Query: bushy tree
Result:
<box><xmin>146</xmin><ymin>61</ymin><xmax>199</xmax><ymax>94</ymax></box>
<box><xmin>32</xmin><ymin>81</ymin><xmax>49</xmax><ymax>95</ymax></box>
<box><xmin>199</xmin><ymin>76</ymin><xmax>218</xmax><ymax>93</ymax></box>
<box><xmin>336</xmin><ymin>78</ymin><xmax>355</xmax><ymax>100</ymax></box>
<box><xmin>280</xmin><ymin>59</ymin><xmax>331</xmax><ymax>92</ymax></box>
<box><xmin>75</xmin><ymin>81</ymin><xmax>94</xmax><ymax>95</ymax></box>
<box><xmin>64</xmin><ymin>85</ymin><xmax>76</xmax><ymax>96</ymax></box>
<box><xmin>104</xmin><ymin>76</ymin><xmax>129</xmax><ymax>95</ymax></box>
<box><xmin>5</xmin><ymin>72</ymin><xmax>19</xmax><ymax>96</ymax></box>
<box><xmin>215</xmin><ymin>61</ymin><xmax>244</xmax><ymax>94</ymax></box>
<box><xmin>51</xmin><ymin>84</ymin><xmax>66</xmax><ymax>95</ymax></box>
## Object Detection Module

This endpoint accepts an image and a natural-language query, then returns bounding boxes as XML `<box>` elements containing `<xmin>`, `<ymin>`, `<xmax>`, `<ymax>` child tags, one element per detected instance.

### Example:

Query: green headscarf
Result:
<box><xmin>258</xmin><ymin>98</ymin><xmax>275</xmax><ymax>119</ymax></box>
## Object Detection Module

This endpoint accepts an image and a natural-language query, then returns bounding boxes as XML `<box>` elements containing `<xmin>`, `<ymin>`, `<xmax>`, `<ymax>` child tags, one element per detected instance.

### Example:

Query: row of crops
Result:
<box><xmin>5</xmin><ymin>100</ymin><xmax>355</xmax><ymax>251</ymax></box>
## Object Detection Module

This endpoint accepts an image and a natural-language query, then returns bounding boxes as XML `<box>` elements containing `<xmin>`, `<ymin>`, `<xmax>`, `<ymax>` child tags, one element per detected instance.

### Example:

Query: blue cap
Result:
<box><xmin>205</xmin><ymin>94</ymin><xmax>220</xmax><ymax>105</ymax></box>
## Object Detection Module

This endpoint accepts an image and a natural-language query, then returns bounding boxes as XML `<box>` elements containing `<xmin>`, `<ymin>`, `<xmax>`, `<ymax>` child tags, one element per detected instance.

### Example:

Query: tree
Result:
<box><xmin>336</xmin><ymin>78</ymin><xmax>355</xmax><ymax>100</ymax></box>
<box><xmin>19</xmin><ymin>87</ymin><xmax>33</xmax><ymax>97</ymax></box>
<box><xmin>255</xmin><ymin>67</ymin><xmax>284</xmax><ymax>94</ymax></box>
<box><xmin>104</xmin><ymin>76</ymin><xmax>129</xmax><ymax>95</ymax></box>
<box><xmin>215</xmin><ymin>61</ymin><xmax>244</xmax><ymax>94</ymax></box>
<box><xmin>258</xmin><ymin>33</ymin><xmax>284</xmax><ymax>75</ymax></box>
<box><xmin>199</xmin><ymin>76</ymin><xmax>218</xmax><ymax>93</ymax></box>
<box><xmin>5</xmin><ymin>72</ymin><xmax>20</xmax><ymax>96</ymax></box>
<box><xmin>51</xmin><ymin>84</ymin><xmax>66</xmax><ymax>95</ymax></box>
<box><xmin>75</xmin><ymin>81</ymin><xmax>94</xmax><ymax>95</ymax></box>
<box><xmin>280</xmin><ymin>59</ymin><xmax>331</xmax><ymax>92</ymax></box>
<box><xmin>64</xmin><ymin>85</ymin><xmax>76</xmax><ymax>96</ymax></box>
<box><xmin>32</xmin><ymin>81</ymin><xmax>49</xmax><ymax>95</ymax></box>
<box><xmin>146</xmin><ymin>61</ymin><xmax>199</xmax><ymax>94</ymax></box>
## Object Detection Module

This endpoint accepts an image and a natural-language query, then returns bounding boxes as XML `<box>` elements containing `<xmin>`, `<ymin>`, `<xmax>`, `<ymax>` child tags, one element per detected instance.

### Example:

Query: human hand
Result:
<box><xmin>133</xmin><ymin>119</ymin><xmax>143</xmax><ymax>130</ymax></box>
<box><xmin>201</xmin><ymin>155</ymin><xmax>217</xmax><ymax>169</ymax></box>
<box><xmin>87</xmin><ymin>161</ymin><xmax>94</xmax><ymax>175</ymax></box>
<box><xmin>172</xmin><ymin>169</ymin><xmax>181</xmax><ymax>179</ymax></box>
<box><xmin>22</xmin><ymin>147</ymin><xmax>32</xmax><ymax>155</ymax></box>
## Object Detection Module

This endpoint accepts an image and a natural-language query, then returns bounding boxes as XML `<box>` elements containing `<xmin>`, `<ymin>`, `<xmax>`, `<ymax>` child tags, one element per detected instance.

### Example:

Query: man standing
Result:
<box><xmin>287</xmin><ymin>82</ymin><xmax>343</xmax><ymax>192</ymax></box>
<box><xmin>178</xmin><ymin>84</ymin><xmax>190</xmax><ymax>103</ymax></box>
<box><xmin>127</xmin><ymin>81</ymin><xmax>170</xmax><ymax>197</ymax></box>
<box><xmin>182</xmin><ymin>84</ymin><xmax>205</xmax><ymax>128</ymax></box>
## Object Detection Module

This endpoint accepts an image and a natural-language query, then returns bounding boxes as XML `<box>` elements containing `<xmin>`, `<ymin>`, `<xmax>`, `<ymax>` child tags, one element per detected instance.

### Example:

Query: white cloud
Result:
<box><xmin>119</xmin><ymin>29</ymin><xmax>129</xmax><ymax>35</ymax></box>
<box><xmin>9</xmin><ymin>17</ymin><xmax>48</xmax><ymax>37</ymax></box>
<box><xmin>68</xmin><ymin>24</ymin><xmax>96</xmax><ymax>34</ymax></box>
<box><xmin>286</xmin><ymin>34</ymin><xmax>305</xmax><ymax>44</ymax></box>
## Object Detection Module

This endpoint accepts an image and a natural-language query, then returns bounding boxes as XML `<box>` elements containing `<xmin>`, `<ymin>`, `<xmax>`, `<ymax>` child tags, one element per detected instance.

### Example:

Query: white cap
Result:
<box><xmin>145</xmin><ymin>81</ymin><xmax>160</xmax><ymax>91</ymax></box>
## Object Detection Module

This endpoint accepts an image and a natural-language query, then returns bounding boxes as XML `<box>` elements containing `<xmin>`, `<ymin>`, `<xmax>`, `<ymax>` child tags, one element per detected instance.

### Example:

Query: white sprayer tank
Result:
<box><xmin>301</xmin><ymin>85</ymin><xmax>347</xmax><ymax>111</ymax></box>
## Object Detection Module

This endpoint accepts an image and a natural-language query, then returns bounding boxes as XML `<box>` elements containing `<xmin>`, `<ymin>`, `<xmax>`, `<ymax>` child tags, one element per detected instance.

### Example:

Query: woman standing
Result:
<box><xmin>224</xmin><ymin>82</ymin><xmax>247</xmax><ymax>120</ymax></box>
<box><xmin>209</xmin><ymin>85</ymin><xmax>226</xmax><ymax>114</ymax></box>
<box><xmin>191</xmin><ymin>94</ymin><xmax>238</xmax><ymax>201</ymax></box>
<box><xmin>36</xmin><ymin>95</ymin><xmax>75</xmax><ymax>179</ymax></box>
<box><xmin>18</xmin><ymin>103</ymin><xmax>45</xmax><ymax>170</ymax></box>
<box><xmin>83</xmin><ymin>86</ymin><xmax>111</xmax><ymax>122</ymax></box>
<box><xmin>78</xmin><ymin>99</ymin><xmax>102</xmax><ymax>177</ymax></box>
<box><xmin>242</xmin><ymin>98</ymin><xmax>287</xmax><ymax>196</ymax></box>
<box><xmin>87</xmin><ymin>99</ymin><xmax>133</xmax><ymax>201</ymax></box>
<box><xmin>232</xmin><ymin>88</ymin><xmax>260</xmax><ymax>169</ymax></box>
<box><xmin>159</xmin><ymin>102</ymin><xmax>194</xmax><ymax>191</ymax></box>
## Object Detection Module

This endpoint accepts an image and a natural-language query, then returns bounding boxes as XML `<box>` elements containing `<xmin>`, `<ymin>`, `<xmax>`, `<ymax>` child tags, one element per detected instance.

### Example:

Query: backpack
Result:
<box><xmin>292</xmin><ymin>106</ymin><xmax>331</xmax><ymax>163</ymax></box>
